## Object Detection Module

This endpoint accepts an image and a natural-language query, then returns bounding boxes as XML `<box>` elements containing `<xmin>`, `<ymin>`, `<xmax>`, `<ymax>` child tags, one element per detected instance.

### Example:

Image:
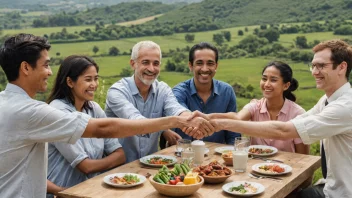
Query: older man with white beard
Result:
<box><xmin>105</xmin><ymin>41</ymin><xmax>202</xmax><ymax>162</ymax></box>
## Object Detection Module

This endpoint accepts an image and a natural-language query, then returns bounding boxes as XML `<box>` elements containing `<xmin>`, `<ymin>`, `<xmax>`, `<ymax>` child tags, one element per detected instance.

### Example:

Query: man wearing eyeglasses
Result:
<box><xmin>191</xmin><ymin>39</ymin><xmax>352</xmax><ymax>198</ymax></box>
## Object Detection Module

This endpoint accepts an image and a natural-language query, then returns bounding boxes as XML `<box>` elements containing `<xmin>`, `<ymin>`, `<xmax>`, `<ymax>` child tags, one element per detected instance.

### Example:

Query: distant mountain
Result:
<box><xmin>149</xmin><ymin>0</ymin><xmax>352</xmax><ymax>28</ymax></box>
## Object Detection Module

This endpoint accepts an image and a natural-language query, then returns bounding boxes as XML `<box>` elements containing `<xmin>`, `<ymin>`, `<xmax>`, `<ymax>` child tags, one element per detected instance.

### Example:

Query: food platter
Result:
<box><xmin>103</xmin><ymin>173</ymin><xmax>146</xmax><ymax>188</ymax></box>
<box><xmin>248</xmin><ymin>145</ymin><xmax>278</xmax><ymax>156</ymax></box>
<box><xmin>222</xmin><ymin>181</ymin><xmax>265</xmax><ymax>196</ymax></box>
<box><xmin>140</xmin><ymin>155</ymin><xmax>177</xmax><ymax>167</ymax></box>
<box><xmin>252</xmin><ymin>162</ymin><xmax>292</xmax><ymax>175</ymax></box>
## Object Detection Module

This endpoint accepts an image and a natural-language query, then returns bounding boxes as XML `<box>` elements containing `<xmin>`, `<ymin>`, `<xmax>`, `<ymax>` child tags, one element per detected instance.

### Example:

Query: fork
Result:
<box><xmin>248</xmin><ymin>173</ymin><xmax>283</xmax><ymax>181</ymax></box>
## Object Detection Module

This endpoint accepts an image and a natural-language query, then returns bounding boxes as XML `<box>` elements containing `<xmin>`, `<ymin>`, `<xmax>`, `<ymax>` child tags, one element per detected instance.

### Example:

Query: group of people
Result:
<box><xmin>0</xmin><ymin>33</ymin><xmax>351</xmax><ymax>198</ymax></box>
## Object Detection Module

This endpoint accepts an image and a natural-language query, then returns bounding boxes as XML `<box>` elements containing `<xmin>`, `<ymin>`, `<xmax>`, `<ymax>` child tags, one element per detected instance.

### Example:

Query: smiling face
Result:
<box><xmin>311</xmin><ymin>48</ymin><xmax>342</xmax><ymax>96</ymax></box>
<box><xmin>28</xmin><ymin>49</ymin><xmax>52</xmax><ymax>93</ymax></box>
<box><xmin>131</xmin><ymin>47</ymin><xmax>161</xmax><ymax>86</ymax></box>
<box><xmin>189</xmin><ymin>49</ymin><xmax>218</xmax><ymax>86</ymax></box>
<box><xmin>68</xmin><ymin>66</ymin><xmax>99</xmax><ymax>104</ymax></box>
<box><xmin>260</xmin><ymin>66</ymin><xmax>290</xmax><ymax>100</ymax></box>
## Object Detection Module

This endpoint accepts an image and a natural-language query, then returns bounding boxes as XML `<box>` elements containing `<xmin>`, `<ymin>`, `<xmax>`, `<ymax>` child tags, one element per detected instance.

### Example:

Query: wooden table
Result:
<box><xmin>59</xmin><ymin>142</ymin><xmax>320</xmax><ymax>198</ymax></box>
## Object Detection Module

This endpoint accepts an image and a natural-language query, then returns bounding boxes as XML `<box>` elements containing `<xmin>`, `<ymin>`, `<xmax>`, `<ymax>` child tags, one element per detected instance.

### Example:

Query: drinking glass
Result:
<box><xmin>176</xmin><ymin>139</ymin><xmax>192</xmax><ymax>156</ymax></box>
<box><xmin>233</xmin><ymin>137</ymin><xmax>250</xmax><ymax>172</ymax></box>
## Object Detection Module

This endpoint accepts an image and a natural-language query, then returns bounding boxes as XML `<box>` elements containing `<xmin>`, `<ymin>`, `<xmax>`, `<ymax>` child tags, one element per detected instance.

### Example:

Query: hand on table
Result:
<box><xmin>162</xmin><ymin>129</ymin><xmax>182</xmax><ymax>146</ymax></box>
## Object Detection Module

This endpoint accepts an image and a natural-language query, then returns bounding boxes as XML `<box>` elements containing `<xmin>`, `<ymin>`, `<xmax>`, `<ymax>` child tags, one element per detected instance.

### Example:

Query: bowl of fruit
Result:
<box><xmin>149</xmin><ymin>163</ymin><xmax>204</xmax><ymax>197</ymax></box>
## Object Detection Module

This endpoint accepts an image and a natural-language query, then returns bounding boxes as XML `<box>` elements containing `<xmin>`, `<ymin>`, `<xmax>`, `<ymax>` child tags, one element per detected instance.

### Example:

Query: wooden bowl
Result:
<box><xmin>221</xmin><ymin>154</ymin><xmax>233</xmax><ymax>166</ymax></box>
<box><xmin>149</xmin><ymin>175</ymin><xmax>204</xmax><ymax>197</ymax></box>
<box><xmin>202</xmin><ymin>169</ymin><xmax>233</xmax><ymax>184</ymax></box>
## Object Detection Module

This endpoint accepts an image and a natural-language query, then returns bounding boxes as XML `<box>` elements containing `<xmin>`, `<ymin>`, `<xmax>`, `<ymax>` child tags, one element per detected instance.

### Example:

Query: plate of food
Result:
<box><xmin>214</xmin><ymin>146</ymin><xmax>235</xmax><ymax>154</ymax></box>
<box><xmin>252</xmin><ymin>163</ymin><xmax>292</xmax><ymax>175</ymax></box>
<box><xmin>222</xmin><ymin>181</ymin><xmax>265</xmax><ymax>196</ymax></box>
<box><xmin>103</xmin><ymin>173</ymin><xmax>146</xmax><ymax>188</ymax></box>
<box><xmin>140</xmin><ymin>155</ymin><xmax>177</xmax><ymax>167</ymax></box>
<box><xmin>248</xmin><ymin>145</ymin><xmax>278</xmax><ymax>156</ymax></box>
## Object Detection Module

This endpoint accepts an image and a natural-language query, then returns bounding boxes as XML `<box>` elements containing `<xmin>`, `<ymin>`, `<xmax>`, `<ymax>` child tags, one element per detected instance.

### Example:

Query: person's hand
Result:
<box><xmin>162</xmin><ymin>129</ymin><xmax>182</xmax><ymax>146</ymax></box>
<box><xmin>187</xmin><ymin>110</ymin><xmax>210</xmax><ymax>121</ymax></box>
<box><xmin>210</xmin><ymin>119</ymin><xmax>222</xmax><ymax>132</ymax></box>
<box><xmin>181</xmin><ymin>117</ymin><xmax>215</xmax><ymax>139</ymax></box>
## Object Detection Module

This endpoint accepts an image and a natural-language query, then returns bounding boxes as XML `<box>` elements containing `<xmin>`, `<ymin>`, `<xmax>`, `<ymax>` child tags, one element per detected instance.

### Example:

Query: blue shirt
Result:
<box><xmin>0</xmin><ymin>84</ymin><xmax>90</xmax><ymax>198</ymax></box>
<box><xmin>105</xmin><ymin>76</ymin><xmax>188</xmax><ymax>163</ymax></box>
<box><xmin>173</xmin><ymin>78</ymin><xmax>240</xmax><ymax>145</ymax></box>
<box><xmin>47</xmin><ymin>99</ymin><xmax>122</xmax><ymax>197</ymax></box>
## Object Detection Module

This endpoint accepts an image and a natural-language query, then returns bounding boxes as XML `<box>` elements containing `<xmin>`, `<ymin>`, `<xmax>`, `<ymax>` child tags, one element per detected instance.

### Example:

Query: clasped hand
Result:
<box><xmin>181</xmin><ymin>111</ymin><xmax>219</xmax><ymax>139</ymax></box>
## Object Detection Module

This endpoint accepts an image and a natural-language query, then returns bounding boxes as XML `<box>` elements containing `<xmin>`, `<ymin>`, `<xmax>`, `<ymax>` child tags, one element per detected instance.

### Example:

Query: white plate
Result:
<box><xmin>139</xmin><ymin>155</ymin><xmax>177</xmax><ymax>167</ymax></box>
<box><xmin>103</xmin><ymin>173</ymin><xmax>146</xmax><ymax>188</ymax></box>
<box><xmin>175</xmin><ymin>147</ymin><xmax>209</xmax><ymax>154</ymax></box>
<box><xmin>215</xmin><ymin>146</ymin><xmax>235</xmax><ymax>154</ymax></box>
<box><xmin>248</xmin><ymin>145</ymin><xmax>278</xmax><ymax>156</ymax></box>
<box><xmin>252</xmin><ymin>162</ymin><xmax>292</xmax><ymax>175</ymax></box>
<box><xmin>222</xmin><ymin>181</ymin><xmax>265</xmax><ymax>196</ymax></box>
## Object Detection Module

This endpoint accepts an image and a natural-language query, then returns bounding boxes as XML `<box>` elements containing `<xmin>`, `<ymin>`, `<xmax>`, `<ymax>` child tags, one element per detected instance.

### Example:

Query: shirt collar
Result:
<box><xmin>5</xmin><ymin>83</ymin><xmax>31</xmax><ymax>98</ymax></box>
<box><xmin>326</xmin><ymin>82</ymin><xmax>351</xmax><ymax>104</ymax></box>
<box><xmin>129</xmin><ymin>75</ymin><xmax>156</xmax><ymax>96</ymax></box>
<box><xmin>259</xmin><ymin>98</ymin><xmax>290</xmax><ymax>115</ymax></box>
<box><xmin>190</xmin><ymin>78</ymin><xmax>219</xmax><ymax>96</ymax></box>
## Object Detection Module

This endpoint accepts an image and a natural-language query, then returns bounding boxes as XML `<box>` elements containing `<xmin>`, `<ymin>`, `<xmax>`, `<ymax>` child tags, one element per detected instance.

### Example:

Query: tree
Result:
<box><xmin>184</xmin><ymin>33</ymin><xmax>195</xmax><ymax>43</ymax></box>
<box><xmin>295</xmin><ymin>36</ymin><xmax>308</xmax><ymax>48</ymax></box>
<box><xmin>120</xmin><ymin>66</ymin><xmax>132</xmax><ymax>77</ymax></box>
<box><xmin>222</xmin><ymin>31</ymin><xmax>231</xmax><ymax>42</ymax></box>
<box><xmin>245</xmin><ymin>27</ymin><xmax>248</xmax><ymax>32</ymax></box>
<box><xmin>93</xmin><ymin>46</ymin><xmax>99</xmax><ymax>55</ymax></box>
<box><xmin>56</xmin><ymin>52</ymin><xmax>61</xmax><ymax>56</ymax></box>
<box><xmin>259</xmin><ymin>28</ymin><xmax>280</xmax><ymax>43</ymax></box>
<box><xmin>213</xmin><ymin>33</ymin><xmax>224</xmax><ymax>46</ymax></box>
<box><xmin>238</xmin><ymin>30</ymin><xmax>244</xmax><ymax>36</ymax></box>
<box><xmin>109</xmin><ymin>46</ymin><xmax>120</xmax><ymax>56</ymax></box>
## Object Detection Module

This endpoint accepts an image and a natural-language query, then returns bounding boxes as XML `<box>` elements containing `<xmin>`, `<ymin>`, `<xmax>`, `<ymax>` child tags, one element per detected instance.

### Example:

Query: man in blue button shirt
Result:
<box><xmin>172</xmin><ymin>42</ymin><xmax>241</xmax><ymax>145</ymax></box>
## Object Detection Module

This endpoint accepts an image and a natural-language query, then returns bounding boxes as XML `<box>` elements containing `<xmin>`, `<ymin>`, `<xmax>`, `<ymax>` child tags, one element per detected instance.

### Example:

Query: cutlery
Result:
<box><xmin>251</xmin><ymin>156</ymin><xmax>284</xmax><ymax>163</ymax></box>
<box><xmin>248</xmin><ymin>173</ymin><xmax>283</xmax><ymax>181</ymax></box>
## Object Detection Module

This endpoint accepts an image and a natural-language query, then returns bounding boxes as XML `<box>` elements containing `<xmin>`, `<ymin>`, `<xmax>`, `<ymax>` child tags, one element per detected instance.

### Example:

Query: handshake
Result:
<box><xmin>179</xmin><ymin>111</ymin><xmax>220</xmax><ymax>139</ymax></box>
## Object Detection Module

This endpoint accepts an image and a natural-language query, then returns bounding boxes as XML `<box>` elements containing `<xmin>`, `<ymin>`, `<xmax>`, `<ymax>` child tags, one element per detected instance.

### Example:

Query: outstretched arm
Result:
<box><xmin>82</xmin><ymin>116</ymin><xmax>214</xmax><ymax>139</ymax></box>
<box><xmin>211</xmin><ymin>119</ymin><xmax>299</xmax><ymax>140</ymax></box>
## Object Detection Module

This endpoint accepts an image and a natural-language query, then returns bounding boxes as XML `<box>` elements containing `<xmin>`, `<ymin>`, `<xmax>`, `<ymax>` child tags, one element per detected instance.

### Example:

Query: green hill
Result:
<box><xmin>150</xmin><ymin>0</ymin><xmax>352</xmax><ymax>28</ymax></box>
<box><xmin>32</xmin><ymin>2</ymin><xmax>179</xmax><ymax>27</ymax></box>
<box><xmin>73</xmin><ymin>2</ymin><xmax>179</xmax><ymax>25</ymax></box>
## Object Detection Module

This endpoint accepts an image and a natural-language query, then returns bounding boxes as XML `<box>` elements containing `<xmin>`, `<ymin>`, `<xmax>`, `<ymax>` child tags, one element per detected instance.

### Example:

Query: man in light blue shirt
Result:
<box><xmin>173</xmin><ymin>42</ymin><xmax>240</xmax><ymax>145</ymax></box>
<box><xmin>105</xmin><ymin>41</ymin><xmax>193</xmax><ymax>163</ymax></box>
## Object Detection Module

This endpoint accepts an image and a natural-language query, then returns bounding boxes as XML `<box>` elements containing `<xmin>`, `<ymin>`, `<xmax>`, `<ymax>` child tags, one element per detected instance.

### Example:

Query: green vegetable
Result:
<box><xmin>180</xmin><ymin>164</ymin><xmax>188</xmax><ymax>174</ymax></box>
<box><xmin>229</xmin><ymin>184</ymin><xmax>247</xmax><ymax>194</ymax></box>
<box><xmin>123</xmin><ymin>174</ymin><xmax>140</xmax><ymax>183</ymax></box>
<box><xmin>175</xmin><ymin>164</ymin><xmax>182</xmax><ymax>175</ymax></box>
<box><xmin>153</xmin><ymin>174</ymin><xmax>165</xmax><ymax>184</ymax></box>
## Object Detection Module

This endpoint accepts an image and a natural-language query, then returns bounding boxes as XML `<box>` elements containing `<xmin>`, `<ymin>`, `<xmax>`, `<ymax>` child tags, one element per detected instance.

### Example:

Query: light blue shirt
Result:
<box><xmin>47</xmin><ymin>99</ymin><xmax>122</xmax><ymax>197</ymax></box>
<box><xmin>173</xmin><ymin>78</ymin><xmax>240</xmax><ymax>145</ymax></box>
<box><xmin>0</xmin><ymin>84</ymin><xmax>90</xmax><ymax>198</ymax></box>
<box><xmin>105</xmin><ymin>76</ymin><xmax>188</xmax><ymax>162</ymax></box>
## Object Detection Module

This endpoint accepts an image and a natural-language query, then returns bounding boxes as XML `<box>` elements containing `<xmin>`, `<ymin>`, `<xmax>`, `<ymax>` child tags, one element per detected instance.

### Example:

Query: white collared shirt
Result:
<box><xmin>291</xmin><ymin>82</ymin><xmax>352</xmax><ymax>198</ymax></box>
<box><xmin>0</xmin><ymin>84</ymin><xmax>90</xmax><ymax>198</ymax></box>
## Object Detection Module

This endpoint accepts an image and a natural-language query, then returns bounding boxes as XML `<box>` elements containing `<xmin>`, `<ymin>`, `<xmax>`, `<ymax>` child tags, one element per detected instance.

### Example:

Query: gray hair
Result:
<box><xmin>130</xmin><ymin>41</ymin><xmax>162</xmax><ymax>61</ymax></box>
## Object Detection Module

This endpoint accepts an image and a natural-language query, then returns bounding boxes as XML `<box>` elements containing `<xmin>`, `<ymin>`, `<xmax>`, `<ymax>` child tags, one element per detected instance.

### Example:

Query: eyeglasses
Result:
<box><xmin>307</xmin><ymin>62</ymin><xmax>334</xmax><ymax>72</ymax></box>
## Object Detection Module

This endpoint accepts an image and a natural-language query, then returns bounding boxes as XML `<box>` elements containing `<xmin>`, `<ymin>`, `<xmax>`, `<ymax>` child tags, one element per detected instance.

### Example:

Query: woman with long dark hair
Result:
<box><xmin>46</xmin><ymin>55</ymin><xmax>126</xmax><ymax>197</ymax></box>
